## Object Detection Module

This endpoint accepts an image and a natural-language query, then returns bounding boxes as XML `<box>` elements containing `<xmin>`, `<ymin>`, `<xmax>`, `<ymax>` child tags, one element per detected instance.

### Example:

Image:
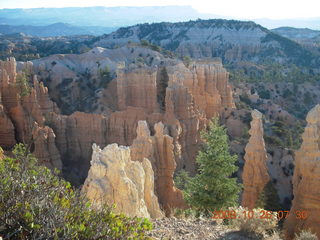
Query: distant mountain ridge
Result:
<box><xmin>0</xmin><ymin>6</ymin><xmax>219</xmax><ymax>27</ymax></box>
<box><xmin>272</xmin><ymin>27</ymin><xmax>320</xmax><ymax>40</ymax></box>
<box><xmin>272</xmin><ymin>27</ymin><xmax>320</xmax><ymax>55</ymax></box>
<box><xmin>93</xmin><ymin>19</ymin><xmax>320</xmax><ymax>69</ymax></box>
<box><xmin>0</xmin><ymin>23</ymin><xmax>116</xmax><ymax>37</ymax></box>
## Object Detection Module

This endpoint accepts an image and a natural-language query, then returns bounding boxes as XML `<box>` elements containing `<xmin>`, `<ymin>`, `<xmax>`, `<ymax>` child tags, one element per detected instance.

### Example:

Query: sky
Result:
<box><xmin>0</xmin><ymin>0</ymin><xmax>319</xmax><ymax>20</ymax></box>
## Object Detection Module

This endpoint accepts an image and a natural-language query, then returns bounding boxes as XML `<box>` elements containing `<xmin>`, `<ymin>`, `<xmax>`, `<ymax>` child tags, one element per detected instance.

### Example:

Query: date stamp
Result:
<box><xmin>212</xmin><ymin>210</ymin><xmax>309</xmax><ymax>220</ymax></box>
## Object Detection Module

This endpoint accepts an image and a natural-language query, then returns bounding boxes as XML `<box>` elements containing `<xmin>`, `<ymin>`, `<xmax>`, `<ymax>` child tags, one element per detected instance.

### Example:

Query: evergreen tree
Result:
<box><xmin>255</xmin><ymin>181</ymin><xmax>282</xmax><ymax>211</ymax></box>
<box><xmin>184</xmin><ymin>118</ymin><xmax>241</xmax><ymax>213</ymax></box>
<box><xmin>16</xmin><ymin>72</ymin><xmax>31</xmax><ymax>97</ymax></box>
<box><xmin>174</xmin><ymin>169</ymin><xmax>190</xmax><ymax>190</ymax></box>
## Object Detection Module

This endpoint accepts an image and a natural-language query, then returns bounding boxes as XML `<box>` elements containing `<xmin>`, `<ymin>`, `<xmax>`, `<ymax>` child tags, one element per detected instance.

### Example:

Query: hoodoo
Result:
<box><xmin>284</xmin><ymin>104</ymin><xmax>320</xmax><ymax>239</ymax></box>
<box><xmin>241</xmin><ymin>109</ymin><xmax>269</xmax><ymax>209</ymax></box>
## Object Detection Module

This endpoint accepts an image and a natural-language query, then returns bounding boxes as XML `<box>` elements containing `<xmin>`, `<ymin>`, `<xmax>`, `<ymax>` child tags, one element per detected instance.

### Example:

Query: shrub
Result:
<box><xmin>99</xmin><ymin>66</ymin><xmax>113</xmax><ymax>88</ymax></box>
<box><xmin>172</xmin><ymin>208</ymin><xmax>201</xmax><ymax>219</ymax></box>
<box><xmin>0</xmin><ymin>144</ymin><xmax>152</xmax><ymax>240</ymax></box>
<box><xmin>140</xmin><ymin>39</ymin><xmax>150</xmax><ymax>46</ymax></box>
<box><xmin>294</xmin><ymin>229</ymin><xmax>319</xmax><ymax>240</ymax></box>
<box><xmin>182</xmin><ymin>56</ymin><xmax>191</xmax><ymax>67</ymax></box>
<box><xmin>227</xmin><ymin>206</ymin><xmax>278</xmax><ymax>238</ymax></box>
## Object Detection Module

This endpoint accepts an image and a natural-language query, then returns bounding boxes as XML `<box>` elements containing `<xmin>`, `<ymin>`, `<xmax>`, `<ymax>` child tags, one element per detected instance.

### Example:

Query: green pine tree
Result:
<box><xmin>184</xmin><ymin>118</ymin><xmax>241</xmax><ymax>213</ymax></box>
<box><xmin>255</xmin><ymin>181</ymin><xmax>282</xmax><ymax>211</ymax></box>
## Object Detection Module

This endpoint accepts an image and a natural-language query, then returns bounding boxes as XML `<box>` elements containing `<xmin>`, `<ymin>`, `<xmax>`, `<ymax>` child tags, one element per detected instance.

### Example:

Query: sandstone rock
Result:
<box><xmin>83</xmin><ymin>120</ymin><xmax>186</xmax><ymax>217</ymax></box>
<box><xmin>48</xmin><ymin>111</ymin><xmax>109</xmax><ymax>183</ymax></box>
<box><xmin>0</xmin><ymin>57</ymin><xmax>16</xmax><ymax>84</ymax></box>
<box><xmin>152</xmin><ymin>122</ymin><xmax>187</xmax><ymax>215</ymax></box>
<box><xmin>0</xmin><ymin>58</ymin><xmax>62</xmax><ymax>170</ymax></box>
<box><xmin>117</xmin><ymin>69</ymin><xmax>159</xmax><ymax>113</ymax></box>
<box><xmin>241</xmin><ymin>110</ymin><xmax>269</xmax><ymax>209</ymax></box>
<box><xmin>130</xmin><ymin>120</ymin><xmax>154</xmax><ymax>162</ymax></box>
<box><xmin>284</xmin><ymin>104</ymin><xmax>320</xmax><ymax>239</ymax></box>
<box><xmin>82</xmin><ymin>143</ymin><xmax>164</xmax><ymax>218</ymax></box>
<box><xmin>31</xmin><ymin>123</ymin><xmax>62</xmax><ymax>170</ymax></box>
<box><xmin>0</xmin><ymin>104</ymin><xmax>16</xmax><ymax>148</ymax></box>
<box><xmin>131</xmin><ymin>121</ymin><xmax>186</xmax><ymax>216</ymax></box>
<box><xmin>0</xmin><ymin>145</ymin><xmax>3</xmax><ymax>160</ymax></box>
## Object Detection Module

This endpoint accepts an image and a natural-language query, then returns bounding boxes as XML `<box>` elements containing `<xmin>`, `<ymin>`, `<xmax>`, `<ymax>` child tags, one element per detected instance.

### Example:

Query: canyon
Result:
<box><xmin>0</xmin><ymin>47</ymin><xmax>235</xmax><ymax>217</ymax></box>
<box><xmin>1</xmin><ymin>49</ymin><xmax>319</xmax><ymax>240</ymax></box>
<box><xmin>0</xmin><ymin>45</ymin><xmax>318</xmax><ymax>234</ymax></box>
<box><xmin>0</xmin><ymin>9</ymin><xmax>320</xmax><ymax>240</ymax></box>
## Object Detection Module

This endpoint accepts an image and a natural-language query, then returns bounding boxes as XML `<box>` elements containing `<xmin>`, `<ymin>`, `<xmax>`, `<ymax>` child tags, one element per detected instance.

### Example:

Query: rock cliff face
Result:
<box><xmin>284</xmin><ymin>104</ymin><xmax>320</xmax><ymax>239</ymax></box>
<box><xmin>241</xmin><ymin>110</ymin><xmax>269</xmax><ymax>209</ymax></box>
<box><xmin>0</xmin><ymin>58</ymin><xmax>62</xmax><ymax>170</ymax></box>
<box><xmin>82</xmin><ymin>143</ymin><xmax>164</xmax><ymax>218</ymax></box>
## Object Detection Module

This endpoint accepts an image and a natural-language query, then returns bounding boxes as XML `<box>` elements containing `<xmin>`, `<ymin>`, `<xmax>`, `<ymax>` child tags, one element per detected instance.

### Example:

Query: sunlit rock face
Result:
<box><xmin>82</xmin><ymin>142</ymin><xmax>164</xmax><ymax>219</ymax></box>
<box><xmin>284</xmin><ymin>104</ymin><xmax>320</xmax><ymax>239</ymax></box>
<box><xmin>241</xmin><ymin>109</ymin><xmax>269</xmax><ymax>209</ymax></box>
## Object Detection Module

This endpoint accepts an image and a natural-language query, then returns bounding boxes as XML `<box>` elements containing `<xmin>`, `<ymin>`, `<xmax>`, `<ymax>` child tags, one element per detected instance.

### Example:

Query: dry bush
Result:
<box><xmin>227</xmin><ymin>206</ymin><xmax>278</xmax><ymax>237</ymax></box>
<box><xmin>294</xmin><ymin>229</ymin><xmax>319</xmax><ymax>240</ymax></box>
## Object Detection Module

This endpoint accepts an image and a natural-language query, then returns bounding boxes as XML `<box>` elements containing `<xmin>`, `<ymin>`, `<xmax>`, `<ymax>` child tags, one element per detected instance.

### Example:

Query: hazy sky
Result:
<box><xmin>0</xmin><ymin>0</ymin><xmax>319</xmax><ymax>20</ymax></box>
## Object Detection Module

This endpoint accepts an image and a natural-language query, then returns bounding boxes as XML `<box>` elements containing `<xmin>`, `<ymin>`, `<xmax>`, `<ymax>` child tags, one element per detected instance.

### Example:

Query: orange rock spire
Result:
<box><xmin>241</xmin><ymin>109</ymin><xmax>269</xmax><ymax>209</ymax></box>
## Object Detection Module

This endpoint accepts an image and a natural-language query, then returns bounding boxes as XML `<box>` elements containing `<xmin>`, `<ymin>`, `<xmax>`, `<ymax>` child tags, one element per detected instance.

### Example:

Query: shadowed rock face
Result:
<box><xmin>284</xmin><ymin>104</ymin><xmax>320</xmax><ymax>239</ymax></box>
<box><xmin>241</xmin><ymin>109</ymin><xmax>269</xmax><ymax>209</ymax></box>
<box><xmin>0</xmin><ymin>58</ymin><xmax>62</xmax><ymax>170</ymax></box>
